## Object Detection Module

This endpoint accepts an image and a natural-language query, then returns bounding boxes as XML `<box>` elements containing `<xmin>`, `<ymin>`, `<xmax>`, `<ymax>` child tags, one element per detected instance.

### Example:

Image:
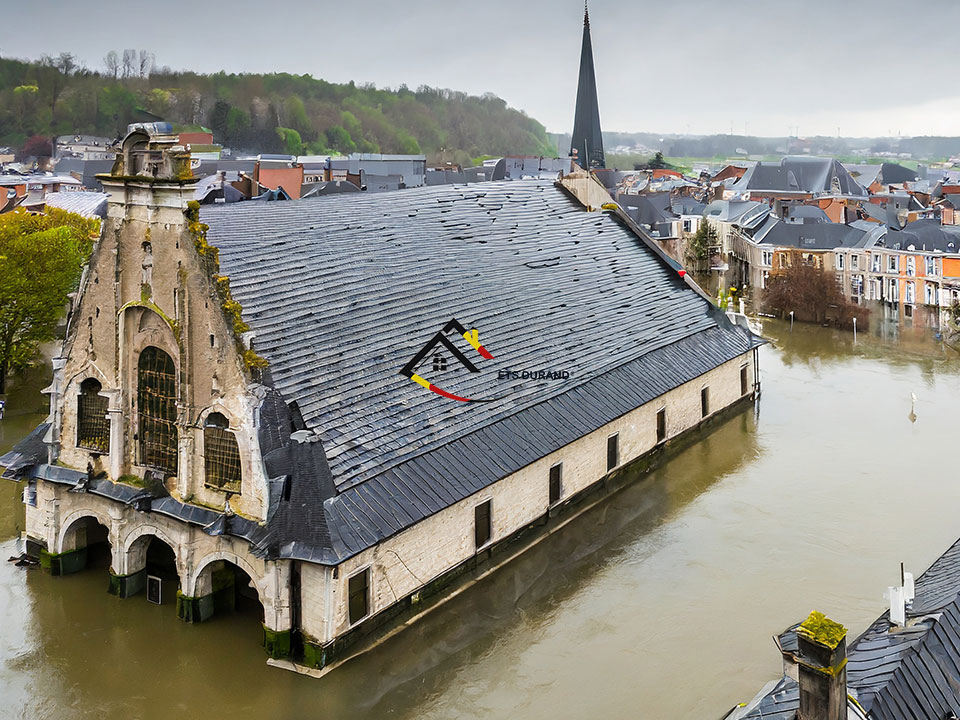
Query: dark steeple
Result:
<box><xmin>570</xmin><ymin>1</ymin><xmax>605</xmax><ymax>170</ymax></box>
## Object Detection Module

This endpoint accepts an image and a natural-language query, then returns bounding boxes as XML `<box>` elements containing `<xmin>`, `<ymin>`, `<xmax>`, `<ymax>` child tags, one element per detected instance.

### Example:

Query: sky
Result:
<box><xmin>4</xmin><ymin>0</ymin><xmax>959</xmax><ymax>138</ymax></box>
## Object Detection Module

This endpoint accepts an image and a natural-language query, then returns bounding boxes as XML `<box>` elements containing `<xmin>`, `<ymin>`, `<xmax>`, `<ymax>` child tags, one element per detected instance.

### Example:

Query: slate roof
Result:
<box><xmin>704</xmin><ymin>200</ymin><xmax>770</xmax><ymax>226</ymax></box>
<box><xmin>880</xmin><ymin>162</ymin><xmax>919</xmax><ymax>185</ymax></box>
<box><xmin>754</xmin><ymin>218</ymin><xmax>866</xmax><ymax>249</ymax></box>
<box><xmin>617</xmin><ymin>192</ymin><xmax>676</xmax><ymax>225</ymax></box>
<box><xmin>0</xmin><ymin>423</ymin><xmax>49</xmax><ymax>479</ymax></box>
<box><xmin>782</xmin><ymin>205</ymin><xmax>831</xmax><ymax>224</ymax></box>
<box><xmin>42</xmin><ymin>191</ymin><xmax>108</xmax><ymax>218</ymax></box>
<box><xmin>739</xmin><ymin>535</ymin><xmax>960</xmax><ymax>720</ymax></box>
<box><xmin>199</xmin><ymin>179</ymin><xmax>759</xmax><ymax>562</ymax></box>
<box><xmin>672</xmin><ymin>197</ymin><xmax>706</xmax><ymax>216</ymax></box>
<box><xmin>845</xmin><ymin>163</ymin><xmax>883</xmax><ymax>188</ymax></box>
<box><xmin>733</xmin><ymin>157</ymin><xmax>867</xmax><ymax>197</ymax></box>
<box><xmin>885</xmin><ymin>220</ymin><xmax>960</xmax><ymax>253</ymax></box>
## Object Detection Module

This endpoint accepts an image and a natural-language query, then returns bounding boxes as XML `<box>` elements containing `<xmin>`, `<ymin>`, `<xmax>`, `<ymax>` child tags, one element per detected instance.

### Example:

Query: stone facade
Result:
<box><xmin>29</xmin><ymin>479</ymin><xmax>290</xmax><ymax>633</ymax></box>
<box><xmin>52</xmin><ymin>125</ymin><xmax>269</xmax><ymax>519</ymax></box>
<box><xmin>299</xmin><ymin>351</ymin><xmax>756</xmax><ymax>659</ymax></box>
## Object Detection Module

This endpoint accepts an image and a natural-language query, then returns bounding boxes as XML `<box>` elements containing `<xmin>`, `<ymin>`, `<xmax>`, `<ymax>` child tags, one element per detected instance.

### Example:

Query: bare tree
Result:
<box><xmin>104</xmin><ymin>50</ymin><xmax>119</xmax><ymax>79</ymax></box>
<box><xmin>55</xmin><ymin>52</ymin><xmax>76</xmax><ymax>76</ymax></box>
<box><xmin>138</xmin><ymin>50</ymin><xmax>154</xmax><ymax>79</ymax></box>
<box><xmin>121</xmin><ymin>49</ymin><xmax>136</xmax><ymax>79</ymax></box>
<box><xmin>38</xmin><ymin>53</ymin><xmax>75</xmax><ymax>123</ymax></box>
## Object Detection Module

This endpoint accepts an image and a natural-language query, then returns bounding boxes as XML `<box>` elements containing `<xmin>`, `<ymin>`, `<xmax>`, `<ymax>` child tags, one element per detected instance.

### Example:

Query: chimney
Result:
<box><xmin>796</xmin><ymin>611</ymin><xmax>848</xmax><ymax>720</ymax></box>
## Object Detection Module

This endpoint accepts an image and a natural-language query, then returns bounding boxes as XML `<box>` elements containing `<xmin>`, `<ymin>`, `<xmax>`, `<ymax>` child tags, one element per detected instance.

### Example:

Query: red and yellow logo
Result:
<box><xmin>399</xmin><ymin>318</ymin><xmax>495</xmax><ymax>402</ymax></box>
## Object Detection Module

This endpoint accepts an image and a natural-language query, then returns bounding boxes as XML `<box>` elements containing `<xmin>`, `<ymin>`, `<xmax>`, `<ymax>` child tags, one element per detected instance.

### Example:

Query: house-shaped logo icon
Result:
<box><xmin>399</xmin><ymin>318</ymin><xmax>495</xmax><ymax>402</ymax></box>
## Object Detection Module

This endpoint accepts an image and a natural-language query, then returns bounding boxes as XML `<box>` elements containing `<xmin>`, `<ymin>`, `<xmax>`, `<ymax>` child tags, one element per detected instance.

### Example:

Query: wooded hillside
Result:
<box><xmin>0</xmin><ymin>52</ymin><xmax>557</xmax><ymax>164</ymax></box>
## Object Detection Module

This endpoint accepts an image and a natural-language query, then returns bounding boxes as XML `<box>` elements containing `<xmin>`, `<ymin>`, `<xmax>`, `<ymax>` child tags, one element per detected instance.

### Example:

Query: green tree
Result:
<box><xmin>0</xmin><ymin>54</ymin><xmax>562</xmax><ymax>160</ymax></box>
<box><xmin>394</xmin><ymin>130</ymin><xmax>421</xmax><ymax>155</ymax></box>
<box><xmin>685</xmin><ymin>220</ymin><xmax>716</xmax><ymax>274</ymax></box>
<box><xmin>225</xmin><ymin>106</ymin><xmax>250</xmax><ymax>146</ymax></box>
<box><xmin>283</xmin><ymin>95</ymin><xmax>309</xmax><ymax>134</ymax></box>
<box><xmin>209</xmin><ymin>99</ymin><xmax>231</xmax><ymax>140</ymax></box>
<box><xmin>324</xmin><ymin>125</ymin><xmax>355</xmax><ymax>154</ymax></box>
<box><xmin>275</xmin><ymin>126</ymin><xmax>303</xmax><ymax>155</ymax></box>
<box><xmin>96</xmin><ymin>85</ymin><xmax>137</xmax><ymax>134</ymax></box>
<box><xmin>0</xmin><ymin>209</ymin><xmax>99</xmax><ymax>393</ymax></box>
<box><xmin>12</xmin><ymin>85</ymin><xmax>39</xmax><ymax>135</ymax></box>
<box><xmin>649</xmin><ymin>151</ymin><xmax>667</xmax><ymax>169</ymax></box>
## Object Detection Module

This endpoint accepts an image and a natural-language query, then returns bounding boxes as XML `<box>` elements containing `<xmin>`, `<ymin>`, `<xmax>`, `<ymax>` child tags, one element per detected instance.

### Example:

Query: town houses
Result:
<box><xmin>608</xmin><ymin>152</ymin><xmax>960</xmax><ymax>328</ymax></box>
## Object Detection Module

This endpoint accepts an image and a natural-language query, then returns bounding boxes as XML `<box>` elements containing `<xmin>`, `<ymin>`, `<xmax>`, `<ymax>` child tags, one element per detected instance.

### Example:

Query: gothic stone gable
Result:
<box><xmin>56</xmin><ymin>149</ymin><xmax>268</xmax><ymax>521</ymax></box>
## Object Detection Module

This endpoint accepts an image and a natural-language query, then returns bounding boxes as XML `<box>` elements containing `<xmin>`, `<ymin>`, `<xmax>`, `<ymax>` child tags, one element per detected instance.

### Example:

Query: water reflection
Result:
<box><xmin>765</xmin><ymin>315</ymin><xmax>953</xmax><ymax>371</ymax></box>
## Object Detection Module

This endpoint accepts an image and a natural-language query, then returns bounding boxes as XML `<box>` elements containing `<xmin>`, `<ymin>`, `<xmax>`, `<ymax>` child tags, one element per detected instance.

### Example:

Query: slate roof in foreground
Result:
<box><xmin>738</xmin><ymin>535</ymin><xmax>960</xmax><ymax>719</ymax></box>
<box><xmin>200</xmin><ymin>180</ymin><xmax>759</xmax><ymax>561</ymax></box>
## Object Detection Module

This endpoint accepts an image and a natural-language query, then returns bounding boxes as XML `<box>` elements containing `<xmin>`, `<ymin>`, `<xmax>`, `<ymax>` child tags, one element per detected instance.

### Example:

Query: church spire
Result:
<box><xmin>571</xmin><ymin>1</ymin><xmax>604</xmax><ymax>169</ymax></box>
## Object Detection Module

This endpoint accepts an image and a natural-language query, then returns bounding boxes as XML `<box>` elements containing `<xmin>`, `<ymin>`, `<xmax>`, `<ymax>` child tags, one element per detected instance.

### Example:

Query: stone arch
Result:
<box><xmin>188</xmin><ymin>550</ymin><xmax>264</xmax><ymax>598</ymax></box>
<box><xmin>58</xmin><ymin>508</ymin><xmax>114</xmax><ymax>554</ymax></box>
<box><xmin>119</xmin><ymin>523</ymin><xmax>183</xmax><ymax>578</ymax></box>
<box><xmin>121</xmin><ymin>129</ymin><xmax>150</xmax><ymax>175</ymax></box>
<box><xmin>65</xmin><ymin>361</ymin><xmax>110</xmax><ymax>393</ymax></box>
<box><xmin>121</xmin><ymin>305</ymin><xmax>179</xmax><ymax>361</ymax></box>
<box><xmin>54</xmin><ymin>510</ymin><xmax>115</xmax><ymax>576</ymax></box>
<box><xmin>182</xmin><ymin>550</ymin><xmax>267</xmax><ymax>624</ymax></box>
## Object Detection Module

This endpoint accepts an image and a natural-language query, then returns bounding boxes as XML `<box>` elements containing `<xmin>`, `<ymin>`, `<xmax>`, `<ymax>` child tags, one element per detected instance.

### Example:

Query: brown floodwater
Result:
<box><xmin>2</xmin><ymin>318</ymin><xmax>959</xmax><ymax>719</ymax></box>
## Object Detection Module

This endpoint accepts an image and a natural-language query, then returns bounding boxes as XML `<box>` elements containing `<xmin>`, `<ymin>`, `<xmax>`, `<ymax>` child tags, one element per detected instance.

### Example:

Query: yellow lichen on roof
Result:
<box><xmin>798</xmin><ymin>610</ymin><xmax>847</xmax><ymax>650</ymax></box>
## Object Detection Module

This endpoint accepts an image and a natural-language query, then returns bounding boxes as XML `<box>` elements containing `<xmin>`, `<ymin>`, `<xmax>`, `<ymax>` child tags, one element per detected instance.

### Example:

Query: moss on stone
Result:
<box><xmin>301</xmin><ymin>638</ymin><xmax>326</xmax><ymax>668</ymax></box>
<box><xmin>184</xmin><ymin>203</ymin><xmax>268</xmax><ymax>373</ymax></box>
<box><xmin>798</xmin><ymin>610</ymin><xmax>847</xmax><ymax>649</ymax></box>
<box><xmin>117</xmin><ymin>473</ymin><xmax>147</xmax><ymax>488</ymax></box>
<box><xmin>262</xmin><ymin>626</ymin><xmax>292</xmax><ymax>659</ymax></box>
<box><xmin>118</xmin><ymin>299</ymin><xmax>181</xmax><ymax>345</ymax></box>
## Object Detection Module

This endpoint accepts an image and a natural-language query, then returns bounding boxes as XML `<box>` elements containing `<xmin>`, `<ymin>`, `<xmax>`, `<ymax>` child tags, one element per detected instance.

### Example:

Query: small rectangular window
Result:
<box><xmin>606</xmin><ymin>433</ymin><xmax>619</xmax><ymax>471</ymax></box>
<box><xmin>656</xmin><ymin>408</ymin><xmax>666</xmax><ymax>443</ymax></box>
<box><xmin>740</xmin><ymin>365</ymin><xmax>749</xmax><ymax>396</ymax></box>
<box><xmin>475</xmin><ymin>500</ymin><xmax>492</xmax><ymax>549</ymax></box>
<box><xmin>701</xmin><ymin>387</ymin><xmax>710</xmax><ymax>418</ymax></box>
<box><xmin>549</xmin><ymin>463</ymin><xmax>562</xmax><ymax>505</ymax></box>
<box><xmin>348</xmin><ymin>568</ymin><xmax>369</xmax><ymax>625</ymax></box>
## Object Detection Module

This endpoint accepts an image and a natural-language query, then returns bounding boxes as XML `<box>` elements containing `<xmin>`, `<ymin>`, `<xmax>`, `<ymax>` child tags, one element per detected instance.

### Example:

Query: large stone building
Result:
<box><xmin>1</xmin><ymin>121</ymin><xmax>762</xmax><ymax>674</ymax></box>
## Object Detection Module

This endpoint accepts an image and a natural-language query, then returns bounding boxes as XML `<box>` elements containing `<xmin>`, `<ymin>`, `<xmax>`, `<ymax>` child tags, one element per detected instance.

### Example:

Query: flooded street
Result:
<box><xmin>2</xmin><ymin>319</ymin><xmax>960</xmax><ymax>719</ymax></box>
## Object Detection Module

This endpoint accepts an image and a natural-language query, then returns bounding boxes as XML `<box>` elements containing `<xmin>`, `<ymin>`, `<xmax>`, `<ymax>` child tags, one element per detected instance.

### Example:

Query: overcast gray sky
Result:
<box><xmin>4</xmin><ymin>0</ymin><xmax>958</xmax><ymax>137</ymax></box>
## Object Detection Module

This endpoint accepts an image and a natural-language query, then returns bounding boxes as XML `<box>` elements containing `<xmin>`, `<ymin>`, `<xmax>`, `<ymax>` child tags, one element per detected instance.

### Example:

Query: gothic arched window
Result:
<box><xmin>137</xmin><ymin>347</ymin><xmax>178</xmax><ymax>475</ymax></box>
<box><xmin>76</xmin><ymin>378</ymin><xmax>109</xmax><ymax>453</ymax></box>
<box><xmin>203</xmin><ymin>412</ymin><xmax>241</xmax><ymax>491</ymax></box>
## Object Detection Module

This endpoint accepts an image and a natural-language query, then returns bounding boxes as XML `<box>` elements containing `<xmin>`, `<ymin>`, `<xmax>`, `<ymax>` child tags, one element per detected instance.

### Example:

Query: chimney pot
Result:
<box><xmin>796</xmin><ymin>611</ymin><xmax>848</xmax><ymax>720</ymax></box>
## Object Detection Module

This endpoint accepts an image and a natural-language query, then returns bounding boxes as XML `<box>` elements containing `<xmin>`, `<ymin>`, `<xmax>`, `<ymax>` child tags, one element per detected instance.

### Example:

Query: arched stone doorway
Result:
<box><xmin>181</xmin><ymin>553</ymin><xmax>289</xmax><ymax>658</ymax></box>
<box><xmin>180</xmin><ymin>555</ymin><xmax>264</xmax><ymax>626</ymax></box>
<box><xmin>45</xmin><ymin>513</ymin><xmax>113</xmax><ymax>576</ymax></box>
<box><xmin>112</xmin><ymin>532</ymin><xmax>182</xmax><ymax>603</ymax></box>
